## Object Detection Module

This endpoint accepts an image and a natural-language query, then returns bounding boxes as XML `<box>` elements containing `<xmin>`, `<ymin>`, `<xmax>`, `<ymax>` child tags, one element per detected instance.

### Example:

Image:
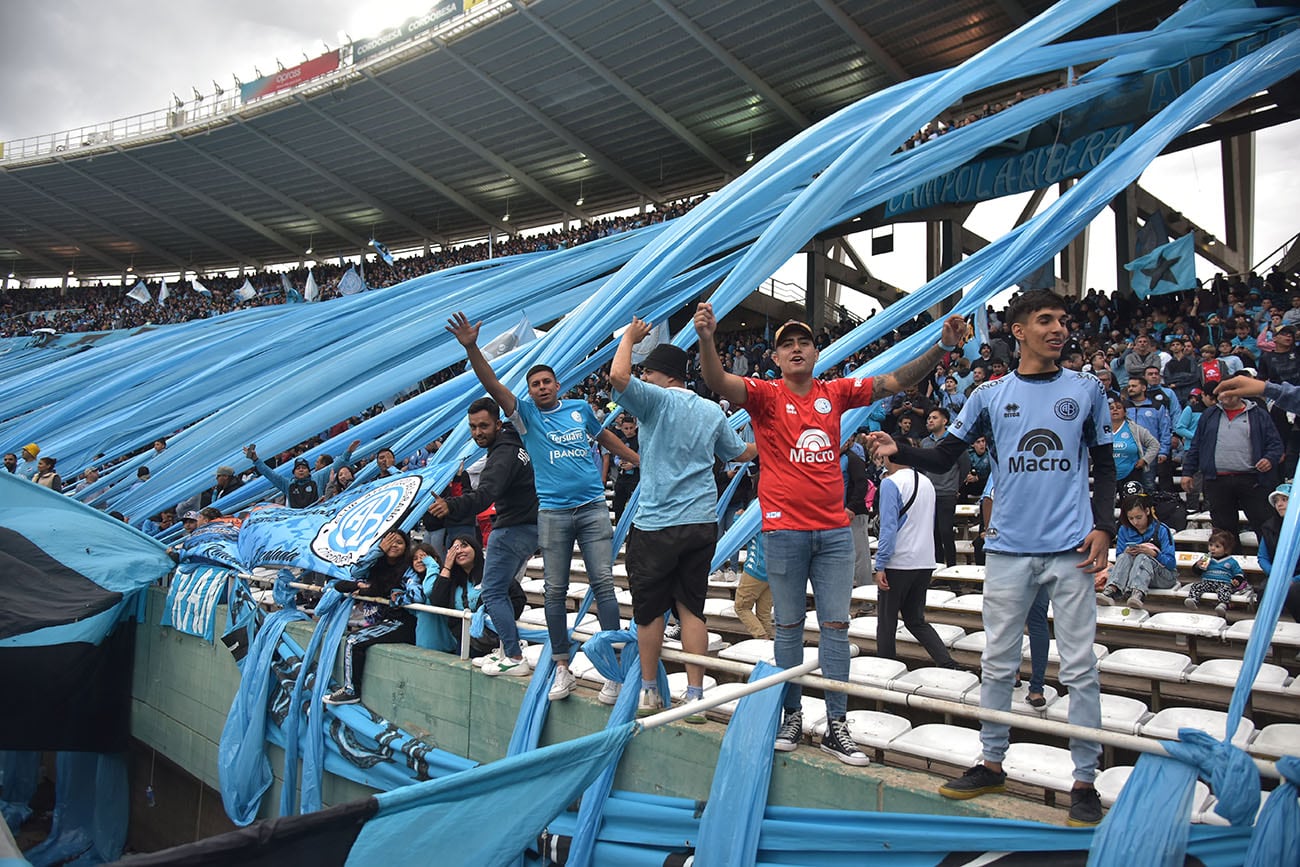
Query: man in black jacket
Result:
<box><xmin>428</xmin><ymin>397</ymin><xmax>539</xmax><ymax>677</ymax></box>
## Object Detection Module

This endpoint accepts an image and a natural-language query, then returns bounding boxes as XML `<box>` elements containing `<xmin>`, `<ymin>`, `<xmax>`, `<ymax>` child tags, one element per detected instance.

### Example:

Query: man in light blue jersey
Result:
<box><xmin>609</xmin><ymin>317</ymin><xmax>756</xmax><ymax>719</ymax></box>
<box><xmin>869</xmin><ymin>290</ymin><xmax>1116</xmax><ymax>827</ymax></box>
<box><xmin>448</xmin><ymin>312</ymin><xmax>640</xmax><ymax>702</ymax></box>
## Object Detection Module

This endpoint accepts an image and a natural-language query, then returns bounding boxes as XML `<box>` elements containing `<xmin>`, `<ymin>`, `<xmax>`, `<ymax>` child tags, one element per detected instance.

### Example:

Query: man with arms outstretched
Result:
<box><xmin>868</xmin><ymin>290</ymin><xmax>1115</xmax><ymax>826</ymax></box>
<box><xmin>694</xmin><ymin>301</ymin><xmax>968</xmax><ymax>765</ymax></box>
<box><xmin>447</xmin><ymin>312</ymin><xmax>639</xmax><ymax>703</ymax></box>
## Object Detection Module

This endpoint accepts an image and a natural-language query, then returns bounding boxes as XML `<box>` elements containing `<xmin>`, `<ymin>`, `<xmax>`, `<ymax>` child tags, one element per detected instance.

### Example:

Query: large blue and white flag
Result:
<box><xmin>370</xmin><ymin>239</ymin><xmax>395</xmax><ymax>266</ymax></box>
<box><xmin>629</xmin><ymin>319</ymin><xmax>670</xmax><ymax>365</ymax></box>
<box><xmin>482</xmin><ymin>314</ymin><xmax>537</xmax><ymax>361</ymax></box>
<box><xmin>237</xmin><ymin>473</ymin><xmax>428</xmax><ymax>579</ymax></box>
<box><xmin>338</xmin><ymin>265</ymin><xmax>365</xmax><ymax>296</ymax></box>
<box><xmin>192</xmin><ymin>277</ymin><xmax>212</xmax><ymax>297</ymax></box>
<box><xmin>1126</xmin><ymin>233</ymin><xmax>1197</xmax><ymax>299</ymax></box>
<box><xmin>126</xmin><ymin>281</ymin><xmax>152</xmax><ymax>304</ymax></box>
<box><xmin>160</xmin><ymin>564</ymin><xmax>231</xmax><ymax>642</ymax></box>
<box><xmin>1017</xmin><ymin>259</ymin><xmax>1056</xmax><ymax>292</ymax></box>
<box><xmin>304</xmin><ymin>269</ymin><xmax>319</xmax><ymax>302</ymax></box>
<box><xmin>157</xmin><ymin>276</ymin><xmax>170</xmax><ymax>305</ymax></box>
<box><xmin>237</xmin><ymin>279</ymin><xmax>258</xmax><ymax>301</ymax></box>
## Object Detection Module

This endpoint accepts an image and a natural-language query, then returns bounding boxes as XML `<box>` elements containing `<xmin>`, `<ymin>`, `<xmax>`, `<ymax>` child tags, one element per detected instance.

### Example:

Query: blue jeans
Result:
<box><xmin>480</xmin><ymin>523</ymin><xmax>538</xmax><ymax>659</ymax></box>
<box><xmin>982</xmin><ymin>552</ymin><xmax>1101</xmax><ymax>783</ymax></box>
<box><xmin>764</xmin><ymin>527</ymin><xmax>853</xmax><ymax>719</ymax></box>
<box><xmin>538</xmin><ymin>499</ymin><xmax>621</xmax><ymax>660</ymax></box>
<box><xmin>1025</xmin><ymin>586</ymin><xmax>1049</xmax><ymax>694</ymax></box>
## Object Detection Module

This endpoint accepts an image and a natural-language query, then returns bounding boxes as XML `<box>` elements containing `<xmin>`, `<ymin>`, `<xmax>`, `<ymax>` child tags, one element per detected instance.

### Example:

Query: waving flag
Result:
<box><xmin>158</xmin><ymin>276</ymin><xmax>170</xmax><ymax>305</ymax></box>
<box><xmin>370</xmin><ymin>239</ymin><xmax>395</xmax><ymax>266</ymax></box>
<box><xmin>629</xmin><ymin>319</ymin><xmax>670</xmax><ymax>365</ymax></box>
<box><xmin>337</xmin><ymin>265</ymin><xmax>365</xmax><ymax>296</ymax></box>
<box><xmin>126</xmin><ymin>281</ymin><xmax>152</xmax><ymax>304</ymax></box>
<box><xmin>192</xmin><ymin>277</ymin><xmax>212</xmax><ymax>297</ymax></box>
<box><xmin>304</xmin><ymin>269</ymin><xmax>320</xmax><ymax>302</ymax></box>
<box><xmin>236</xmin><ymin>279</ymin><xmax>258</xmax><ymax>301</ymax></box>
<box><xmin>1126</xmin><ymin>233</ymin><xmax>1197</xmax><ymax>299</ymax></box>
<box><xmin>482</xmin><ymin>314</ymin><xmax>536</xmax><ymax>361</ymax></box>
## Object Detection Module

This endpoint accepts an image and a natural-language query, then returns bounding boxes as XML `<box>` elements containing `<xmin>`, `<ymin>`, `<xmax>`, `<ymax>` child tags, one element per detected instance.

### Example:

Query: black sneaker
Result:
<box><xmin>938</xmin><ymin>763</ymin><xmax>1007</xmax><ymax>799</ymax></box>
<box><xmin>774</xmin><ymin>709</ymin><xmax>803</xmax><ymax>752</ymax></box>
<box><xmin>1067</xmin><ymin>786</ymin><xmax>1103</xmax><ymax>826</ymax></box>
<box><xmin>820</xmin><ymin>718</ymin><xmax>870</xmax><ymax>767</ymax></box>
<box><xmin>323</xmin><ymin>688</ymin><xmax>360</xmax><ymax>705</ymax></box>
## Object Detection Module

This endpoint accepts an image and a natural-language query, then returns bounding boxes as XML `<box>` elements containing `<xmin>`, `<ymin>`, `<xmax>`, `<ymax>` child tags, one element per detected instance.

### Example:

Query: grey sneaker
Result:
<box><xmin>636</xmin><ymin>687</ymin><xmax>662</xmax><ymax>717</ymax></box>
<box><xmin>774</xmin><ymin>709</ymin><xmax>803</xmax><ymax>752</ymax></box>
<box><xmin>939</xmin><ymin>763</ymin><xmax>1006</xmax><ymax>799</ymax></box>
<box><xmin>1184</xmin><ymin>596</ymin><xmax>1200</xmax><ymax>610</ymax></box>
<box><xmin>820</xmin><ymin>718</ymin><xmax>870</xmax><ymax>766</ymax></box>
<box><xmin>1127</xmin><ymin>591</ymin><xmax>1145</xmax><ymax>609</ymax></box>
<box><xmin>1095</xmin><ymin>586</ymin><xmax>1120</xmax><ymax>605</ymax></box>
<box><xmin>548</xmin><ymin>667</ymin><xmax>577</xmax><ymax>701</ymax></box>
<box><xmin>1067</xmin><ymin>786</ymin><xmax>1103</xmax><ymax>826</ymax></box>
<box><xmin>1214</xmin><ymin>602</ymin><xmax>1228</xmax><ymax>617</ymax></box>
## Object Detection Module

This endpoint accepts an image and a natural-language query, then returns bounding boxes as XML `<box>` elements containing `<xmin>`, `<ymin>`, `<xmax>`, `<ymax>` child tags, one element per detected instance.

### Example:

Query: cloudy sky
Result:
<box><xmin>1</xmin><ymin>0</ymin><xmax>1295</xmax><ymax>301</ymax></box>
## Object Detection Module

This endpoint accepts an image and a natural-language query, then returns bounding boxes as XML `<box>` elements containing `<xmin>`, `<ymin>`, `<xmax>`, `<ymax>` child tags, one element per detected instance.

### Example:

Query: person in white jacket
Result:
<box><xmin>873</xmin><ymin>451</ymin><xmax>959</xmax><ymax>668</ymax></box>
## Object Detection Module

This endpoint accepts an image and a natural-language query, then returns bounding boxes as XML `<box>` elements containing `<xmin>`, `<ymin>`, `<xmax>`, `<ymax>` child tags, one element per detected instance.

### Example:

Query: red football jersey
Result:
<box><xmin>744</xmin><ymin>377</ymin><xmax>875</xmax><ymax>531</ymax></box>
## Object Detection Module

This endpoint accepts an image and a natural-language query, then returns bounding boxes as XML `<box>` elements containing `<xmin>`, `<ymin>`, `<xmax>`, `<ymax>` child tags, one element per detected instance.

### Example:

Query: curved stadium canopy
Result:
<box><xmin>0</xmin><ymin>0</ymin><xmax>1185</xmax><ymax>281</ymax></box>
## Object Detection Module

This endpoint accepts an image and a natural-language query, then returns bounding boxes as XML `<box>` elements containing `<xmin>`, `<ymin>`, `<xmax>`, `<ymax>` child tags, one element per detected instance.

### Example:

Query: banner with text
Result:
<box><xmin>240</xmin><ymin>51</ymin><xmax>342</xmax><ymax>103</ymax></box>
<box><xmin>353</xmin><ymin>2</ymin><xmax>461</xmax><ymax>62</ymax></box>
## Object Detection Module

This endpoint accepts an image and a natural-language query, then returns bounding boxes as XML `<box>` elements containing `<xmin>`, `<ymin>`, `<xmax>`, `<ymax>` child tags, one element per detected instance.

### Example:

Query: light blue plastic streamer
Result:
<box><xmin>694</xmin><ymin>661</ymin><xmax>784</xmax><ymax>867</ymax></box>
<box><xmin>1245</xmin><ymin>756</ymin><xmax>1300</xmax><ymax>866</ymax></box>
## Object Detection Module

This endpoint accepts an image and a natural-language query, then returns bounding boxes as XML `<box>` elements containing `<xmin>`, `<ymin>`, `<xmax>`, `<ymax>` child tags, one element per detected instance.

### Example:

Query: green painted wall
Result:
<box><xmin>131</xmin><ymin>587</ymin><xmax>1056</xmax><ymax>830</ymax></box>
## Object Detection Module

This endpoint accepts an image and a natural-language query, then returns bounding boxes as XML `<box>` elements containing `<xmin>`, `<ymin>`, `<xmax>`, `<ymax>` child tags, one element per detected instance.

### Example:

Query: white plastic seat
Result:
<box><xmin>565</xmin><ymin>581</ymin><xmax>590</xmax><ymax>601</ymax></box>
<box><xmin>1098</xmin><ymin>648</ymin><xmax>1191</xmax><ymax>681</ymax></box>
<box><xmin>716</xmin><ymin>694</ymin><xmax>826</xmax><ymax>729</ymax></box>
<box><xmin>519</xmin><ymin>578</ymin><xmax>545</xmax><ymax>595</ymax></box>
<box><xmin>1141</xmin><ymin>707</ymin><xmax>1255</xmax><ymax>749</ymax></box>
<box><xmin>804</xmin><ymin>610</ymin><xmax>820</xmax><ymax>631</ymax></box>
<box><xmin>1224</xmin><ymin>619</ymin><xmax>1300</xmax><ymax>647</ymax></box>
<box><xmin>568</xmin><ymin>651</ymin><xmax>600</xmax><ymax>681</ymax></box>
<box><xmin>898</xmin><ymin>623</ymin><xmax>965</xmax><ymax>647</ymax></box>
<box><xmin>526</xmin><ymin>555</ymin><xmax>544</xmax><ymax>571</ymax></box>
<box><xmin>1005</xmin><ymin>682</ymin><xmax>1062</xmax><ymax>714</ymax></box>
<box><xmin>1095</xmin><ymin>605</ymin><xmax>1149</xmax><ymax>625</ymax></box>
<box><xmin>662</xmin><ymin>631</ymin><xmax>726</xmax><ymax>653</ymax></box>
<box><xmin>717</xmin><ymin>639</ymin><xmax>775</xmax><ymax>664</ymax></box>
<box><xmin>614</xmin><ymin>588</ymin><xmax>634</xmax><ymax>606</ymax></box>
<box><xmin>1044</xmin><ymin>639</ymin><xmax>1108</xmax><ymax>663</ymax></box>
<box><xmin>925</xmin><ymin>589</ymin><xmax>957</xmax><ymax>606</ymax></box>
<box><xmin>1002</xmin><ymin>743</ymin><xmax>1075</xmax><ymax>792</ymax></box>
<box><xmin>842</xmin><ymin>710</ymin><xmax>913</xmax><ymax>747</ymax></box>
<box><xmin>1187</xmin><ymin>659</ymin><xmax>1289</xmax><ymax>692</ymax></box>
<box><xmin>847</xmin><ymin>656</ymin><xmax>908</xmax><ymax>687</ymax></box>
<box><xmin>1248</xmin><ymin>723</ymin><xmax>1300</xmax><ymax>759</ymax></box>
<box><xmin>702</xmin><ymin>597</ymin><xmax>734</xmax><ymax>617</ymax></box>
<box><xmin>1046</xmin><ymin>692</ymin><xmax>1150</xmax><ymax>735</ymax></box>
<box><xmin>931</xmin><ymin>565</ymin><xmax>986</xmax><ymax>584</ymax></box>
<box><xmin>954</xmin><ymin>632</ymin><xmax>1030</xmax><ymax>655</ymax></box>
<box><xmin>890</xmin><ymin>724</ymin><xmax>982</xmax><ymax>766</ymax></box>
<box><xmin>519</xmin><ymin>609</ymin><xmax>598</xmax><ymax>630</ymax></box>
<box><xmin>666</xmin><ymin>671</ymin><xmax>718</xmax><ymax>700</ymax></box>
<box><xmin>942</xmin><ymin>593</ymin><xmax>985</xmax><ymax>613</ymax></box>
<box><xmin>892</xmin><ymin>667</ymin><xmax>980</xmax><ymax>702</ymax></box>
<box><xmin>847</xmin><ymin>616</ymin><xmax>880</xmax><ymax>638</ymax></box>
<box><xmin>1141</xmin><ymin>611</ymin><xmax>1227</xmax><ymax>638</ymax></box>
<box><xmin>851</xmin><ymin>585</ymin><xmax>879</xmax><ymax>603</ymax></box>
<box><xmin>1095</xmin><ymin>766</ymin><xmax>1212</xmax><ymax>817</ymax></box>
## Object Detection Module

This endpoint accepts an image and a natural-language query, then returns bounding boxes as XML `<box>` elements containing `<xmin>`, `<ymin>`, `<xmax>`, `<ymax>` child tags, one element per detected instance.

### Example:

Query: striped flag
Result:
<box><xmin>370</xmin><ymin>239</ymin><xmax>395</xmax><ymax>266</ymax></box>
<box><xmin>126</xmin><ymin>281</ymin><xmax>152</xmax><ymax>304</ymax></box>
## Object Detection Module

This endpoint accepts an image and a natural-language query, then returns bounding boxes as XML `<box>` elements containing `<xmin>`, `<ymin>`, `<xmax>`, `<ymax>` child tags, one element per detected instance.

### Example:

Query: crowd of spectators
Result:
<box><xmin>0</xmin><ymin>198</ymin><xmax>701</xmax><ymax>338</ymax></box>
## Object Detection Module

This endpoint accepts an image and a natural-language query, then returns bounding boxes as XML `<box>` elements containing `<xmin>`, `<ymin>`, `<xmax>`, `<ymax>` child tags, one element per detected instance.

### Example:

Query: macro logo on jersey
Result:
<box><xmin>791</xmin><ymin>428</ymin><xmax>837</xmax><ymax>464</ymax></box>
<box><xmin>312</xmin><ymin>476</ymin><xmax>422</xmax><ymax>566</ymax></box>
<box><xmin>1008</xmin><ymin>428</ymin><xmax>1071</xmax><ymax>473</ymax></box>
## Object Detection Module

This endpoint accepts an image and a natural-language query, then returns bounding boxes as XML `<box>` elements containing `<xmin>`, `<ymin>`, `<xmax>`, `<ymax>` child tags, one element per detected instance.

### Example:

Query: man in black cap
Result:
<box><xmin>243</xmin><ymin>445</ymin><xmax>320</xmax><ymax>508</ymax></box>
<box><xmin>610</xmin><ymin>318</ymin><xmax>755</xmax><ymax>719</ymax></box>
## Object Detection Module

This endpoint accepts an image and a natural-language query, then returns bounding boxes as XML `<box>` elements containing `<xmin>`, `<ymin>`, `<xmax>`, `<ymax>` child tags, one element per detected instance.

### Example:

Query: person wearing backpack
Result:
<box><xmin>1096</xmin><ymin>493</ymin><xmax>1178</xmax><ymax>609</ymax></box>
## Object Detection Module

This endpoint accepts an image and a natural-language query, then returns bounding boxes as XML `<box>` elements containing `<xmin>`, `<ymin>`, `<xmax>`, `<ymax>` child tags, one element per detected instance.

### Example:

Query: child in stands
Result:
<box><xmin>1184</xmin><ymin>529</ymin><xmax>1249</xmax><ymax>616</ymax></box>
<box><xmin>1097</xmin><ymin>494</ymin><xmax>1178</xmax><ymax>609</ymax></box>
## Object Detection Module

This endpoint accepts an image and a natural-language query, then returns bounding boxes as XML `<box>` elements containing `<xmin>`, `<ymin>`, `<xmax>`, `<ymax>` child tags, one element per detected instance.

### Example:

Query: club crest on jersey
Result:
<box><xmin>1054</xmin><ymin>398</ymin><xmax>1081</xmax><ymax>421</ymax></box>
<box><xmin>785</xmin><ymin>404</ymin><xmax>797</xmax><ymax>414</ymax></box>
<box><xmin>814</xmin><ymin>397</ymin><xmax>832</xmax><ymax>414</ymax></box>
<box><xmin>790</xmin><ymin>428</ymin><xmax>836</xmax><ymax>464</ymax></box>
<box><xmin>570</xmin><ymin>410</ymin><xmax>583</xmax><ymax>422</ymax></box>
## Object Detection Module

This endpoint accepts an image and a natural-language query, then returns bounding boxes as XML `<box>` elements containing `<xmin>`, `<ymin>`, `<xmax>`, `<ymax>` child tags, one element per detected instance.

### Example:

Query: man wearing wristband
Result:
<box><xmin>428</xmin><ymin>397</ymin><xmax>538</xmax><ymax>678</ymax></box>
<box><xmin>868</xmin><ymin>290</ymin><xmax>1115</xmax><ymax>826</ymax></box>
<box><xmin>695</xmin><ymin>302</ymin><xmax>968</xmax><ymax>765</ymax></box>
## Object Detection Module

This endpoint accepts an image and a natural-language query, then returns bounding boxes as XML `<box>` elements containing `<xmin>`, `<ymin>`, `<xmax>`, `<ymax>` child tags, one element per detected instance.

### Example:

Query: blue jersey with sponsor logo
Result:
<box><xmin>949</xmin><ymin>370</ymin><xmax>1110</xmax><ymax>555</ymax></box>
<box><xmin>510</xmin><ymin>397</ymin><xmax>605</xmax><ymax>510</ymax></box>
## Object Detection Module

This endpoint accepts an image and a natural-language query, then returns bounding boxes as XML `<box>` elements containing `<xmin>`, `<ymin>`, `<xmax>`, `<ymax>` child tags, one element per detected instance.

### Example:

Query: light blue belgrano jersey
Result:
<box><xmin>949</xmin><ymin>370</ymin><xmax>1111</xmax><ymax>555</ymax></box>
<box><xmin>510</xmin><ymin>398</ymin><xmax>605</xmax><ymax>510</ymax></box>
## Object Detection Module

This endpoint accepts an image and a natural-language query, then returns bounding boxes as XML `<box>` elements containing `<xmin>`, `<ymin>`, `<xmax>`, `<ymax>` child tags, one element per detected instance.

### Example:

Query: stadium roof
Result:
<box><xmin>0</xmin><ymin>0</ymin><xmax>1184</xmax><ymax>281</ymax></box>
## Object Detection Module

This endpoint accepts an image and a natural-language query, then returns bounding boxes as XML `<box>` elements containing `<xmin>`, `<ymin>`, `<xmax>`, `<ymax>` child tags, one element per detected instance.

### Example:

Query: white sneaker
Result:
<box><xmin>482</xmin><ymin>657</ymin><xmax>530</xmax><ymax>677</ymax></box>
<box><xmin>548</xmin><ymin>667</ymin><xmax>577</xmax><ymax>701</ymax></box>
<box><xmin>597</xmin><ymin>680</ymin><xmax>621</xmax><ymax>705</ymax></box>
<box><xmin>636</xmin><ymin>687</ymin><xmax>663</xmax><ymax>717</ymax></box>
<box><xmin>473</xmin><ymin>645</ymin><xmax>505</xmax><ymax>668</ymax></box>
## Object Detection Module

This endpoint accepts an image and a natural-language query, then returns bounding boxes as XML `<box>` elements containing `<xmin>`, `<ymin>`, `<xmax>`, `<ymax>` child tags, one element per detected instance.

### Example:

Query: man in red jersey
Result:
<box><xmin>695</xmin><ymin>303</ymin><xmax>966</xmax><ymax>763</ymax></box>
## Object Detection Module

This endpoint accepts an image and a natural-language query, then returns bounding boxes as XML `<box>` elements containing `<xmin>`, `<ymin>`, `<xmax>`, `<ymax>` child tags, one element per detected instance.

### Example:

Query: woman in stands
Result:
<box><xmin>324</xmin><ymin>530</ymin><xmax>418</xmax><ymax>706</ymax></box>
<box><xmin>1096</xmin><ymin>493</ymin><xmax>1178</xmax><ymax>609</ymax></box>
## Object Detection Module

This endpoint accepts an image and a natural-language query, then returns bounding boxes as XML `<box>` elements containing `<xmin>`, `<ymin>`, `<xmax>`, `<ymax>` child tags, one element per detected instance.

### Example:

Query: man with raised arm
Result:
<box><xmin>447</xmin><ymin>312</ymin><xmax>639</xmax><ymax>703</ymax></box>
<box><xmin>867</xmin><ymin>289</ymin><xmax>1115</xmax><ymax>827</ymax></box>
<box><xmin>609</xmin><ymin>317</ymin><xmax>756</xmax><ymax>719</ymax></box>
<box><xmin>694</xmin><ymin>301</ymin><xmax>967</xmax><ymax>765</ymax></box>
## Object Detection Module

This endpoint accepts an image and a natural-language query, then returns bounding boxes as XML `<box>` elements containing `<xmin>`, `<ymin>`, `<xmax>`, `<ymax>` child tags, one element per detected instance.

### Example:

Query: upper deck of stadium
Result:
<box><xmin>0</xmin><ymin>0</ymin><xmax>1190</xmax><ymax>281</ymax></box>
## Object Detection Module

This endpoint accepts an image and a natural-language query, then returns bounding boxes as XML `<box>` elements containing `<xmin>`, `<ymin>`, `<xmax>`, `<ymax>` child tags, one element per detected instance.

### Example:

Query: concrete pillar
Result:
<box><xmin>1221</xmin><ymin>132</ymin><xmax>1254</xmax><ymax>272</ymax></box>
<box><xmin>1113</xmin><ymin>184</ymin><xmax>1138</xmax><ymax>297</ymax></box>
